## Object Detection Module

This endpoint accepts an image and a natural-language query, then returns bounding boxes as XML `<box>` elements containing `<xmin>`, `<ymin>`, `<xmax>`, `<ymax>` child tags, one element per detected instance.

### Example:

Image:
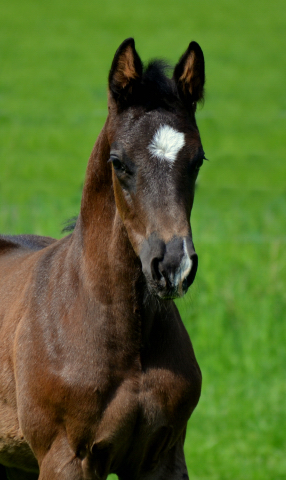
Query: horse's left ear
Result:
<box><xmin>173</xmin><ymin>41</ymin><xmax>205</xmax><ymax>107</ymax></box>
<box><xmin>109</xmin><ymin>38</ymin><xmax>143</xmax><ymax>106</ymax></box>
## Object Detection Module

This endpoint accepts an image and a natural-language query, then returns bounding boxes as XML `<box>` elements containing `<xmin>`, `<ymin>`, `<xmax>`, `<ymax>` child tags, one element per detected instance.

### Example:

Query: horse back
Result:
<box><xmin>0</xmin><ymin>233</ymin><xmax>59</xmax><ymax>348</ymax></box>
<box><xmin>0</xmin><ymin>234</ymin><xmax>56</xmax><ymax>253</ymax></box>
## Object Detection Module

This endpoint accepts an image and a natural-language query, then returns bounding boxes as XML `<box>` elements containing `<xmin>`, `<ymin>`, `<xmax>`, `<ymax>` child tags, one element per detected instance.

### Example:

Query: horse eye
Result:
<box><xmin>111</xmin><ymin>157</ymin><xmax>125</xmax><ymax>171</ymax></box>
<box><xmin>195</xmin><ymin>158</ymin><xmax>204</xmax><ymax>170</ymax></box>
<box><xmin>195</xmin><ymin>154</ymin><xmax>208</xmax><ymax>171</ymax></box>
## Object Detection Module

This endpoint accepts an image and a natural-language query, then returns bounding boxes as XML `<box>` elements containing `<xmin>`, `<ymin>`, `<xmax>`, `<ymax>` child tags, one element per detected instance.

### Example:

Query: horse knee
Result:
<box><xmin>36</xmin><ymin>435</ymin><xmax>83</xmax><ymax>480</ymax></box>
<box><xmin>39</xmin><ymin>456</ymin><xmax>83</xmax><ymax>480</ymax></box>
<box><xmin>139</xmin><ymin>436</ymin><xmax>189</xmax><ymax>480</ymax></box>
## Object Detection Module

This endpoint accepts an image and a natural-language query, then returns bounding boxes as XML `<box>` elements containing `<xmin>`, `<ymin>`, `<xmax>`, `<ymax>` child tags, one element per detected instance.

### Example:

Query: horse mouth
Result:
<box><xmin>146</xmin><ymin>268</ymin><xmax>197</xmax><ymax>300</ymax></box>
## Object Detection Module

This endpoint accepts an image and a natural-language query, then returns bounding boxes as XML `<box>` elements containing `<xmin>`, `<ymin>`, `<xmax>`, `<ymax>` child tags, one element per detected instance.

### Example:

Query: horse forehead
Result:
<box><xmin>130</xmin><ymin>113</ymin><xmax>185</xmax><ymax>140</ymax></box>
<box><xmin>116</xmin><ymin>110</ymin><xmax>200</xmax><ymax>163</ymax></box>
<box><xmin>147</xmin><ymin>124</ymin><xmax>185</xmax><ymax>164</ymax></box>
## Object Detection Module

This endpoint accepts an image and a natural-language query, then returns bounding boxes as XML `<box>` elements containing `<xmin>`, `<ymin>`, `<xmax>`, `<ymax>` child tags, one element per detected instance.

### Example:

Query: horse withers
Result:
<box><xmin>0</xmin><ymin>38</ymin><xmax>206</xmax><ymax>480</ymax></box>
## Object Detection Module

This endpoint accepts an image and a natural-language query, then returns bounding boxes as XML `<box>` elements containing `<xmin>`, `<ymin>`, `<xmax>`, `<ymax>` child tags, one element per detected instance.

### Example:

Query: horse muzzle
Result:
<box><xmin>139</xmin><ymin>233</ymin><xmax>198</xmax><ymax>299</ymax></box>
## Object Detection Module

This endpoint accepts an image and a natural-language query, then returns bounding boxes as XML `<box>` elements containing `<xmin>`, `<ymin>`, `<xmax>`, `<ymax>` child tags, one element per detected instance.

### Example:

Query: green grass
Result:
<box><xmin>1</xmin><ymin>0</ymin><xmax>286</xmax><ymax>478</ymax></box>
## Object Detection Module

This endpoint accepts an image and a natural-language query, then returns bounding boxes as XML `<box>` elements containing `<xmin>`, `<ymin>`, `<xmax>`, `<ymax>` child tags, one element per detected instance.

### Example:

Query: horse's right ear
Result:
<box><xmin>109</xmin><ymin>38</ymin><xmax>143</xmax><ymax>106</ymax></box>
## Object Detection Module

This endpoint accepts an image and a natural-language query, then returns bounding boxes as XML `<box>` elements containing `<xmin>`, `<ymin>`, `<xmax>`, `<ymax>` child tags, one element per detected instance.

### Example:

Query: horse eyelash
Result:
<box><xmin>194</xmin><ymin>154</ymin><xmax>209</xmax><ymax>171</ymax></box>
<box><xmin>108</xmin><ymin>157</ymin><xmax>132</xmax><ymax>176</ymax></box>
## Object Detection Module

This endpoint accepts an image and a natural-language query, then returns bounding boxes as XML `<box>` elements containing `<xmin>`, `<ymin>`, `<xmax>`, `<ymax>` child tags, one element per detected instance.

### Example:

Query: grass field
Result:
<box><xmin>1</xmin><ymin>0</ymin><xmax>286</xmax><ymax>478</ymax></box>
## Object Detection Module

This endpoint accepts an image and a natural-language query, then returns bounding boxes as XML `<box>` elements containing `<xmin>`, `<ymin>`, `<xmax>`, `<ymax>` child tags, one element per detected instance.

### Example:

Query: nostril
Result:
<box><xmin>182</xmin><ymin>277</ymin><xmax>189</xmax><ymax>292</ymax></box>
<box><xmin>186</xmin><ymin>253</ymin><xmax>198</xmax><ymax>287</ymax></box>
<box><xmin>151</xmin><ymin>257</ymin><xmax>160</xmax><ymax>281</ymax></box>
<box><xmin>151</xmin><ymin>258</ymin><xmax>166</xmax><ymax>287</ymax></box>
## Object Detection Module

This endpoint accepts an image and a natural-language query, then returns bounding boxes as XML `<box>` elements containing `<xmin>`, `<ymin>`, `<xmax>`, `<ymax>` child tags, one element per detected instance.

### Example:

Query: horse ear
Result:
<box><xmin>173</xmin><ymin>41</ymin><xmax>205</xmax><ymax>107</ymax></box>
<box><xmin>109</xmin><ymin>38</ymin><xmax>143</xmax><ymax>105</ymax></box>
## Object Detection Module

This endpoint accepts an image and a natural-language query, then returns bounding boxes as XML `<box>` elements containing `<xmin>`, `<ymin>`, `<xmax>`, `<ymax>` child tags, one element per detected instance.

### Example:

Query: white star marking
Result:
<box><xmin>148</xmin><ymin>125</ymin><xmax>185</xmax><ymax>164</ymax></box>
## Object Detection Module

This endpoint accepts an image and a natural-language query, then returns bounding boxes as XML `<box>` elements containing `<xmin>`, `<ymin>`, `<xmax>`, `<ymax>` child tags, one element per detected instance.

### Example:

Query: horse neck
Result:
<box><xmin>74</xmin><ymin>120</ymin><xmax>143</xmax><ymax>304</ymax></box>
<box><xmin>61</xmin><ymin>119</ymin><xmax>167</xmax><ymax>349</ymax></box>
<box><xmin>80</xmin><ymin>120</ymin><xmax>113</xmax><ymax>232</ymax></box>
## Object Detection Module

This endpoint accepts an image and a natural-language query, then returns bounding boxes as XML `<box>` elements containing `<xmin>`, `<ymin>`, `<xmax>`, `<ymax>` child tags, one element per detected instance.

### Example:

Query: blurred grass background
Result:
<box><xmin>1</xmin><ymin>0</ymin><xmax>285</xmax><ymax>478</ymax></box>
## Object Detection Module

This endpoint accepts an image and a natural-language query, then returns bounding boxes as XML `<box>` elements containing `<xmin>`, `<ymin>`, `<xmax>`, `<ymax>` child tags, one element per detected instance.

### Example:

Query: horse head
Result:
<box><xmin>106</xmin><ymin>38</ymin><xmax>205</xmax><ymax>299</ymax></box>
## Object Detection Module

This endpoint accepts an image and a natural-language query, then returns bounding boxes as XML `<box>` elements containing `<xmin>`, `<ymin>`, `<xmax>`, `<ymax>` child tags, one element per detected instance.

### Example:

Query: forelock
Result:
<box><xmin>131</xmin><ymin>60</ymin><xmax>180</xmax><ymax>111</ymax></box>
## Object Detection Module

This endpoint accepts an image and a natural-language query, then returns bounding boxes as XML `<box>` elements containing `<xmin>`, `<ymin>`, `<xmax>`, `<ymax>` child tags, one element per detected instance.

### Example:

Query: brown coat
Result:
<box><xmin>0</xmin><ymin>38</ymin><xmax>206</xmax><ymax>480</ymax></box>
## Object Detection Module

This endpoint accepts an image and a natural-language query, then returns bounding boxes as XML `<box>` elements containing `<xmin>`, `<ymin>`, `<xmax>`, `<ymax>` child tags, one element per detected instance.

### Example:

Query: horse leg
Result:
<box><xmin>156</xmin><ymin>438</ymin><xmax>189</xmax><ymax>480</ymax></box>
<box><xmin>36</xmin><ymin>435</ymin><xmax>84</xmax><ymax>480</ymax></box>
<box><xmin>37</xmin><ymin>434</ymin><xmax>110</xmax><ymax>480</ymax></box>
<box><xmin>119</xmin><ymin>433</ymin><xmax>189</xmax><ymax>480</ymax></box>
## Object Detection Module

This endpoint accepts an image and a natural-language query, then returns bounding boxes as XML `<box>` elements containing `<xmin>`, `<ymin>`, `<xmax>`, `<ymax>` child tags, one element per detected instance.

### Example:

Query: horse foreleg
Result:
<box><xmin>129</xmin><ymin>434</ymin><xmax>189</xmax><ymax>480</ymax></box>
<box><xmin>37</xmin><ymin>434</ymin><xmax>111</xmax><ymax>480</ymax></box>
<box><xmin>37</xmin><ymin>435</ymin><xmax>84</xmax><ymax>480</ymax></box>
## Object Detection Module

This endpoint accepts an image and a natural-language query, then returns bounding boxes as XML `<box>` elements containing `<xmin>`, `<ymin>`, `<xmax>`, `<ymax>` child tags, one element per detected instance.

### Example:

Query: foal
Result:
<box><xmin>0</xmin><ymin>38</ymin><xmax>206</xmax><ymax>480</ymax></box>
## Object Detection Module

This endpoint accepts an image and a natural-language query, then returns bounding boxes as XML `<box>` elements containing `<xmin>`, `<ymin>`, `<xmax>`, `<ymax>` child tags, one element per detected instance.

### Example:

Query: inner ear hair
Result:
<box><xmin>174</xmin><ymin>41</ymin><xmax>205</xmax><ymax>104</ymax></box>
<box><xmin>114</xmin><ymin>45</ymin><xmax>140</xmax><ymax>88</ymax></box>
<box><xmin>179</xmin><ymin>51</ymin><xmax>196</xmax><ymax>93</ymax></box>
<box><xmin>109</xmin><ymin>38</ymin><xmax>143</xmax><ymax>99</ymax></box>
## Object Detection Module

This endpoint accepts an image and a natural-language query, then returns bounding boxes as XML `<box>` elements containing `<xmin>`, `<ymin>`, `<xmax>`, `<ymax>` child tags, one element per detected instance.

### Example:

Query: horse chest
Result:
<box><xmin>89</xmin><ymin>365</ymin><xmax>195</xmax><ymax>453</ymax></box>
<box><xmin>62</xmin><ymin>362</ymin><xmax>191</xmax><ymax>436</ymax></box>
<box><xmin>72</xmin><ymin>363</ymin><xmax>198</xmax><ymax>478</ymax></box>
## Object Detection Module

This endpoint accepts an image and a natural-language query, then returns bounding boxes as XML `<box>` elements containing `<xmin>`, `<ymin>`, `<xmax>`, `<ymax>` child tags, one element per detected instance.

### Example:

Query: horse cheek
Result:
<box><xmin>112</xmin><ymin>172</ymin><xmax>130</xmax><ymax>223</ymax></box>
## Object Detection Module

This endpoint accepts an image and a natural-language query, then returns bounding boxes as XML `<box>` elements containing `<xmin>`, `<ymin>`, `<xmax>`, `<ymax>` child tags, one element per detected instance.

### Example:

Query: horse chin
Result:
<box><xmin>146</xmin><ymin>277</ymin><xmax>189</xmax><ymax>301</ymax></box>
<box><xmin>158</xmin><ymin>290</ymin><xmax>184</xmax><ymax>300</ymax></box>
<box><xmin>144</xmin><ymin>265</ymin><xmax>198</xmax><ymax>300</ymax></box>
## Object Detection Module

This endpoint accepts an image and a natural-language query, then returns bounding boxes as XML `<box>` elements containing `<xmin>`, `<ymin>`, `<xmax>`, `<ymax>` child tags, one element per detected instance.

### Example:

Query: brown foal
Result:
<box><xmin>0</xmin><ymin>38</ymin><xmax>206</xmax><ymax>479</ymax></box>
